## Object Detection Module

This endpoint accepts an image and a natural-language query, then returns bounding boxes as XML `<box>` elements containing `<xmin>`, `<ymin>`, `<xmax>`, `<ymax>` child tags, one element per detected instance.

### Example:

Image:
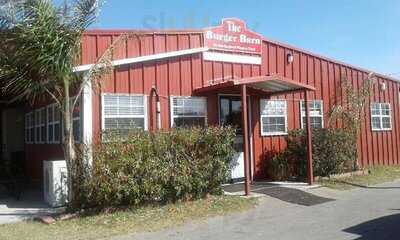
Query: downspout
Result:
<box><xmin>150</xmin><ymin>86</ymin><xmax>161</xmax><ymax>130</ymax></box>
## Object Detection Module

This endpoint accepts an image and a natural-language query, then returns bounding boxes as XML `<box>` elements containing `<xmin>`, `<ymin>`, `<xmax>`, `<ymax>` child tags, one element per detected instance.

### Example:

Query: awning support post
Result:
<box><xmin>304</xmin><ymin>90</ymin><xmax>314</xmax><ymax>185</ymax></box>
<box><xmin>241</xmin><ymin>84</ymin><xmax>251</xmax><ymax>196</ymax></box>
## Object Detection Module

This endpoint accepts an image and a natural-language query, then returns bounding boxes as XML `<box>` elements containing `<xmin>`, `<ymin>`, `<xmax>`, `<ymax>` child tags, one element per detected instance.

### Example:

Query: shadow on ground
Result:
<box><xmin>343</xmin><ymin>213</ymin><xmax>400</xmax><ymax>240</ymax></box>
<box><xmin>223</xmin><ymin>182</ymin><xmax>334</xmax><ymax>206</ymax></box>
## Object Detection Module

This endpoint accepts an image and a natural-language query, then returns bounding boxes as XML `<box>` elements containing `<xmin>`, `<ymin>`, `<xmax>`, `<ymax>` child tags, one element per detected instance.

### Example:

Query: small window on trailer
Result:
<box><xmin>170</xmin><ymin>97</ymin><xmax>207</xmax><ymax>128</ymax></box>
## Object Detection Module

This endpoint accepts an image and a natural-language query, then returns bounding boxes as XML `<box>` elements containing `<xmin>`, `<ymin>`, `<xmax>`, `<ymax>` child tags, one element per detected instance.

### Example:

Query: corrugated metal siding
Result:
<box><xmin>26</xmin><ymin>30</ymin><xmax>400</xmax><ymax>181</ymax></box>
<box><xmin>82</xmin><ymin>31</ymin><xmax>400</xmax><ymax>179</ymax></box>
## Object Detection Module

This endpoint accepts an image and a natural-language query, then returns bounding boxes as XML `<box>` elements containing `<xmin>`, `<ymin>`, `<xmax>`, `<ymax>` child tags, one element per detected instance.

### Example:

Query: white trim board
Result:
<box><xmin>73</xmin><ymin>47</ymin><xmax>209</xmax><ymax>73</ymax></box>
<box><xmin>203</xmin><ymin>51</ymin><xmax>261</xmax><ymax>65</ymax></box>
<box><xmin>82</xmin><ymin>79</ymin><xmax>93</xmax><ymax>165</ymax></box>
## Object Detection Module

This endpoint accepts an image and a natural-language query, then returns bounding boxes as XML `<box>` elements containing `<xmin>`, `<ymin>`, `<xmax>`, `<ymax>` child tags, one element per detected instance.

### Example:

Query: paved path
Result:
<box><xmin>117</xmin><ymin>180</ymin><xmax>400</xmax><ymax>240</ymax></box>
<box><xmin>0</xmin><ymin>189</ymin><xmax>61</xmax><ymax>224</ymax></box>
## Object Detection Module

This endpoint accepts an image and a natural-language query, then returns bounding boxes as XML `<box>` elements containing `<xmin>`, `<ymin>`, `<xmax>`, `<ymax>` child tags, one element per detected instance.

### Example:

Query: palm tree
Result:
<box><xmin>0</xmin><ymin>0</ymin><xmax>128</xmax><ymax>206</ymax></box>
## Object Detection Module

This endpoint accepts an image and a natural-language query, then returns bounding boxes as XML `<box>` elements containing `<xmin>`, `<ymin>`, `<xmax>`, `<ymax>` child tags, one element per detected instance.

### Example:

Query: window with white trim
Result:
<box><xmin>102</xmin><ymin>94</ymin><xmax>147</xmax><ymax>133</ymax></box>
<box><xmin>25</xmin><ymin>112</ymin><xmax>35</xmax><ymax>144</ymax></box>
<box><xmin>260</xmin><ymin>100</ymin><xmax>287</xmax><ymax>136</ymax></box>
<box><xmin>170</xmin><ymin>97</ymin><xmax>207</xmax><ymax>127</ymax></box>
<box><xmin>371</xmin><ymin>103</ymin><xmax>392</xmax><ymax>131</ymax></box>
<box><xmin>47</xmin><ymin>104</ymin><xmax>61</xmax><ymax>144</ymax></box>
<box><xmin>300</xmin><ymin>100</ymin><xmax>324</xmax><ymax>129</ymax></box>
<box><xmin>34</xmin><ymin>108</ymin><xmax>47</xmax><ymax>143</ymax></box>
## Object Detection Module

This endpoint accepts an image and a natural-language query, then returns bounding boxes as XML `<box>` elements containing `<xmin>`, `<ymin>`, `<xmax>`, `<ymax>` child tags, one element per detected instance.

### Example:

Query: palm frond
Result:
<box><xmin>72</xmin><ymin>0</ymin><xmax>100</xmax><ymax>30</ymax></box>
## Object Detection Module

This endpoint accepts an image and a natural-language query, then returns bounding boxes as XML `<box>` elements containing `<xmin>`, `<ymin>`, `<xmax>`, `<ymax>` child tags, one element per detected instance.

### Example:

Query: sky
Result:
<box><xmin>88</xmin><ymin>0</ymin><xmax>400</xmax><ymax>76</ymax></box>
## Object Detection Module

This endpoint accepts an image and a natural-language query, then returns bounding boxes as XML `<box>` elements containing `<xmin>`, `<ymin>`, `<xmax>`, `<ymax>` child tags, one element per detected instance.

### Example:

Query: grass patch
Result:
<box><xmin>0</xmin><ymin>196</ymin><xmax>257</xmax><ymax>240</ymax></box>
<box><xmin>318</xmin><ymin>166</ymin><xmax>400</xmax><ymax>190</ymax></box>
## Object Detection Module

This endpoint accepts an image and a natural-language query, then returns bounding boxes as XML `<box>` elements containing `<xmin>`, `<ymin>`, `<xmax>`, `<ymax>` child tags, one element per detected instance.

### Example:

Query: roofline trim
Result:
<box><xmin>73</xmin><ymin>47</ymin><xmax>209</xmax><ymax>73</ymax></box>
<box><xmin>81</xmin><ymin>28</ymin><xmax>399</xmax><ymax>83</ymax></box>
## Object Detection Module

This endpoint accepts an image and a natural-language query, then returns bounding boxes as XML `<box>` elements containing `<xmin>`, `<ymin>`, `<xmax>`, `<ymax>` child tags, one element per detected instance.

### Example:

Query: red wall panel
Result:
<box><xmin>25</xmin><ymin>30</ymin><xmax>400</xmax><ymax>182</ymax></box>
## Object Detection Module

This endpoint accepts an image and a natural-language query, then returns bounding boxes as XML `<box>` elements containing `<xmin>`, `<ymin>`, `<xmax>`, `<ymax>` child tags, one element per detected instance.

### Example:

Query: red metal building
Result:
<box><xmin>3</xmin><ymin>18</ymin><xmax>400</xmax><ymax>185</ymax></box>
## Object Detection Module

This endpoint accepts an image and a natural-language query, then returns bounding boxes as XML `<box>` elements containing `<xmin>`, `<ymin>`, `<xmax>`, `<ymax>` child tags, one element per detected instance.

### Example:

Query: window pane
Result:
<box><xmin>302</xmin><ymin>117</ymin><xmax>323</xmax><ymax>129</ymax></box>
<box><xmin>381</xmin><ymin>104</ymin><xmax>390</xmax><ymax>116</ymax></box>
<box><xmin>262</xmin><ymin>116</ymin><xmax>285</xmax><ymax>133</ymax></box>
<box><xmin>40</xmin><ymin>109</ymin><xmax>46</xmax><ymax>125</ymax></box>
<box><xmin>54</xmin><ymin>123</ymin><xmax>60</xmax><ymax>142</ymax></box>
<box><xmin>371</xmin><ymin>116</ymin><xmax>381</xmax><ymax>129</ymax></box>
<box><xmin>41</xmin><ymin>126</ymin><xmax>46</xmax><ymax>142</ymax></box>
<box><xmin>73</xmin><ymin>119</ymin><xmax>81</xmax><ymax>142</ymax></box>
<box><xmin>47</xmin><ymin>106</ymin><xmax>54</xmax><ymax>122</ymax></box>
<box><xmin>30</xmin><ymin>128</ymin><xmax>35</xmax><ymax>142</ymax></box>
<box><xmin>382</xmin><ymin>117</ymin><xmax>391</xmax><ymax>129</ymax></box>
<box><xmin>371</xmin><ymin>103</ymin><xmax>380</xmax><ymax>115</ymax></box>
<box><xmin>48</xmin><ymin>125</ymin><xmax>54</xmax><ymax>142</ymax></box>
<box><xmin>104</xmin><ymin>118</ymin><xmax>145</xmax><ymax>130</ymax></box>
<box><xmin>73</xmin><ymin>101</ymin><xmax>81</xmax><ymax>118</ymax></box>
<box><xmin>261</xmin><ymin>100</ymin><xmax>286</xmax><ymax>115</ymax></box>
<box><xmin>54</xmin><ymin>108</ymin><xmax>61</xmax><ymax>122</ymax></box>
<box><xmin>174</xmin><ymin>117</ymin><xmax>206</xmax><ymax>128</ymax></box>
<box><xmin>173</xmin><ymin>97</ymin><xmax>206</xmax><ymax>117</ymax></box>
<box><xmin>104</xmin><ymin>95</ymin><xmax>144</xmax><ymax>116</ymax></box>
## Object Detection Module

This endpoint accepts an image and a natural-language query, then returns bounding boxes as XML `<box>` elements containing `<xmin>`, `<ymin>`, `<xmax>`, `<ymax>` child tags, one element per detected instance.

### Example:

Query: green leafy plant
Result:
<box><xmin>268</xmin><ymin>129</ymin><xmax>357</xmax><ymax>180</ymax></box>
<box><xmin>0</xmin><ymin>0</ymin><xmax>143</xmax><ymax>206</ymax></box>
<box><xmin>267</xmin><ymin>152</ymin><xmax>290</xmax><ymax>181</ymax></box>
<box><xmin>329</xmin><ymin>73</ymin><xmax>374</xmax><ymax>169</ymax></box>
<box><xmin>77</xmin><ymin>126</ymin><xmax>236</xmax><ymax>209</ymax></box>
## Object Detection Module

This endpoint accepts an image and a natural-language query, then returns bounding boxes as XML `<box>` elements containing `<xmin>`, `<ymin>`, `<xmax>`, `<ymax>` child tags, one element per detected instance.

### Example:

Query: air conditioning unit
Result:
<box><xmin>43</xmin><ymin>160</ymin><xmax>68</xmax><ymax>207</ymax></box>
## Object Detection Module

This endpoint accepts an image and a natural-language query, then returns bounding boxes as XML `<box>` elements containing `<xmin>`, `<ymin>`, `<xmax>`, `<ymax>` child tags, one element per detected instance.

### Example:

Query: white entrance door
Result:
<box><xmin>219</xmin><ymin>96</ymin><xmax>251</xmax><ymax>181</ymax></box>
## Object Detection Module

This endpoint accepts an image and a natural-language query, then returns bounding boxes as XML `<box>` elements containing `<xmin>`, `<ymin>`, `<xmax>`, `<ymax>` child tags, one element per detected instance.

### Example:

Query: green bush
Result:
<box><xmin>267</xmin><ymin>128</ymin><xmax>357</xmax><ymax>180</ymax></box>
<box><xmin>79</xmin><ymin>126</ymin><xmax>236</xmax><ymax>209</ymax></box>
<box><xmin>267</xmin><ymin>152</ymin><xmax>290</xmax><ymax>181</ymax></box>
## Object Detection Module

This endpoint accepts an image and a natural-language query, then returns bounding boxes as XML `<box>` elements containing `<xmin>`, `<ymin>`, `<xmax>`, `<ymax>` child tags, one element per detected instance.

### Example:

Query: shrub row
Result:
<box><xmin>78</xmin><ymin>126</ymin><xmax>236</xmax><ymax>209</ymax></box>
<box><xmin>267</xmin><ymin>128</ymin><xmax>357</xmax><ymax>180</ymax></box>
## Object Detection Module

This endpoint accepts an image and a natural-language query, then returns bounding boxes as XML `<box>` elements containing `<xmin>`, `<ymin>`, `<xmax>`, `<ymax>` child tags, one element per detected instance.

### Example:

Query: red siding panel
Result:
<box><xmin>25</xmin><ymin>30</ymin><xmax>400</xmax><ymax>182</ymax></box>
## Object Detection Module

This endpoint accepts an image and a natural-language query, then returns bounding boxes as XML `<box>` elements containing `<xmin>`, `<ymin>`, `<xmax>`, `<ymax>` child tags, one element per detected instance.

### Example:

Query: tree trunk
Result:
<box><xmin>62</xmin><ymin>80</ymin><xmax>76</xmax><ymax>208</ymax></box>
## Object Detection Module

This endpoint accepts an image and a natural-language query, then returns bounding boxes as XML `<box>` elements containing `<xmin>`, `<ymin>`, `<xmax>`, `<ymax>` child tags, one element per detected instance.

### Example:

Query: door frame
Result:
<box><xmin>217</xmin><ymin>94</ymin><xmax>254</xmax><ymax>181</ymax></box>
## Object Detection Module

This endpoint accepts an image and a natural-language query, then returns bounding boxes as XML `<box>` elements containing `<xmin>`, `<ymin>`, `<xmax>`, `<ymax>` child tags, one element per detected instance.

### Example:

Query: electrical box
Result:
<box><xmin>43</xmin><ymin>160</ymin><xmax>68</xmax><ymax>207</ymax></box>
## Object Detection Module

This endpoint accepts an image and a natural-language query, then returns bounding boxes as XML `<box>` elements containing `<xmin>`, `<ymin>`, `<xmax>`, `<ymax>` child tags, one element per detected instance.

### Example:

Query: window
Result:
<box><xmin>47</xmin><ymin>104</ymin><xmax>61</xmax><ymax>144</ymax></box>
<box><xmin>102</xmin><ymin>94</ymin><xmax>147</xmax><ymax>133</ymax></box>
<box><xmin>260</xmin><ymin>100</ymin><xmax>287</xmax><ymax>136</ymax></box>
<box><xmin>25</xmin><ymin>112</ymin><xmax>35</xmax><ymax>144</ymax></box>
<box><xmin>371</xmin><ymin>103</ymin><xmax>392</xmax><ymax>131</ymax></box>
<box><xmin>34</xmin><ymin>108</ymin><xmax>47</xmax><ymax>143</ymax></box>
<box><xmin>300</xmin><ymin>100</ymin><xmax>324</xmax><ymax>129</ymax></box>
<box><xmin>170</xmin><ymin>97</ymin><xmax>207</xmax><ymax>127</ymax></box>
<box><xmin>72</xmin><ymin>97</ymin><xmax>82</xmax><ymax>142</ymax></box>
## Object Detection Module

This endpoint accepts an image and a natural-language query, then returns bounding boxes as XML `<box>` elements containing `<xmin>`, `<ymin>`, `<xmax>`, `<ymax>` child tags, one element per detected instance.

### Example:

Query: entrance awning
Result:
<box><xmin>194</xmin><ymin>74</ymin><xmax>316</xmax><ymax>196</ymax></box>
<box><xmin>194</xmin><ymin>74</ymin><xmax>315</xmax><ymax>95</ymax></box>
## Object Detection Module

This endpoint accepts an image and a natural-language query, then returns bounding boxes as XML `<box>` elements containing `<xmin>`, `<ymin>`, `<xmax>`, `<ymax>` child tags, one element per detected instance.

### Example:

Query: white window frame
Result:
<box><xmin>47</xmin><ymin>104</ymin><xmax>61</xmax><ymax>144</ymax></box>
<box><xmin>260</xmin><ymin>99</ymin><xmax>288</xmax><ymax>136</ymax></box>
<box><xmin>25</xmin><ymin>112</ymin><xmax>34</xmax><ymax>144</ymax></box>
<box><xmin>300</xmin><ymin>100</ymin><xmax>324</xmax><ymax>129</ymax></box>
<box><xmin>371</xmin><ymin>102</ymin><xmax>392</xmax><ymax>131</ymax></box>
<box><xmin>101</xmin><ymin>93</ymin><xmax>148</xmax><ymax>132</ymax></box>
<box><xmin>34</xmin><ymin>108</ymin><xmax>46</xmax><ymax>144</ymax></box>
<box><xmin>169</xmin><ymin>96</ymin><xmax>207</xmax><ymax>128</ymax></box>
